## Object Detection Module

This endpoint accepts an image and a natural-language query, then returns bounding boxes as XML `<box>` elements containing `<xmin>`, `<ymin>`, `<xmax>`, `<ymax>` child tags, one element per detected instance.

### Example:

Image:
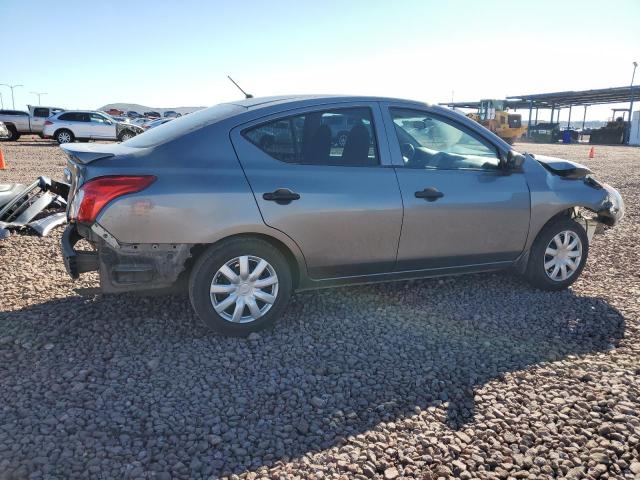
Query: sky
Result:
<box><xmin>1</xmin><ymin>0</ymin><xmax>638</xmax><ymax>121</ymax></box>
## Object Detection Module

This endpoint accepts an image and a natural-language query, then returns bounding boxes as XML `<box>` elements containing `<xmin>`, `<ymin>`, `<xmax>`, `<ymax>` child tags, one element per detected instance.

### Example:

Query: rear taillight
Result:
<box><xmin>44</xmin><ymin>120</ymin><xmax>53</xmax><ymax>126</ymax></box>
<box><xmin>73</xmin><ymin>176</ymin><xmax>156</xmax><ymax>224</ymax></box>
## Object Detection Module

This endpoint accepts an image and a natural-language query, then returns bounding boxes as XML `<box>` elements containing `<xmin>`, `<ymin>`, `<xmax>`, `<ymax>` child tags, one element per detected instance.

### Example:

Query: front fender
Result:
<box><xmin>523</xmin><ymin>155</ymin><xmax>624</xmax><ymax>251</ymax></box>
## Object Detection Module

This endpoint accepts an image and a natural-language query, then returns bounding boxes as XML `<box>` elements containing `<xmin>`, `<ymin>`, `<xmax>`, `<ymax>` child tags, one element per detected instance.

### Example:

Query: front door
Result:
<box><xmin>384</xmin><ymin>106</ymin><xmax>530</xmax><ymax>271</ymax></box>
<box><xmin>88</xmin><ymin>113</ymin><xmax>116</xmax><ymax>139</ymax></box>
<box><xmin>231</xmin><ymin>104</ymin><xmax>403</xmax><ymax>279</ymax></box>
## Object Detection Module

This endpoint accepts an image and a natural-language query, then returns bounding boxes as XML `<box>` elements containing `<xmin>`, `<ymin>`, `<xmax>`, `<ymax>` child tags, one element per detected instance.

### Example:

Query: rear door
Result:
<box><xmin>230</xmin><ymin>103</ymin><xmax>403</xmax><ymax>279</ymax></box>
<box><xmin>67</xmin><ymin>113</ymin><xmax>91</xmax><ymax>138</ymax></box>
<box><xmin>382</xmin><ymin>105</ymin><xmax>530</xmax><ymax>270</ymax></box>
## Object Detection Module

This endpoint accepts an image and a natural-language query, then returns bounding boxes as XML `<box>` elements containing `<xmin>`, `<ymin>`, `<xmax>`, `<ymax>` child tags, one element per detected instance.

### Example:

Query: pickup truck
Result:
<box><xmin>0</xmin><ymin>105</ymin><xmax>65</xmax><ymax>141</ymax></box>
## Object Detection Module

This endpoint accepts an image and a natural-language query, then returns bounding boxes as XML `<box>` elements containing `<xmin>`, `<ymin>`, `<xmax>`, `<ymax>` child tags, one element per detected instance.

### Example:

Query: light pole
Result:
<box><xmin>0</xmin><ymin>92</ymin><xmax>3</xmax><ymax>109</ymax></box>
<box><xmin>627</xmin><ymin>61</ymin><xmax>638</xmax><ymax>144</ymax></box>
<box><xmin>30</xmin><ymin>91</ymin><xmax>47</xmax><ymax>106</ymax></box>
<box><xmin>0</xmin><ymin>84</ymin><xmax>23</xmax><ymax>109</ymax></box>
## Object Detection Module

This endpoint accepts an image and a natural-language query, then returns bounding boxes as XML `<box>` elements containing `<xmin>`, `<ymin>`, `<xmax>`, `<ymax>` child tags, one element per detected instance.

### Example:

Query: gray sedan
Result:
<box><xmin>59</xmin><ymin>95</ymin><xmax>624</xmax><ymax>335</ymax></box>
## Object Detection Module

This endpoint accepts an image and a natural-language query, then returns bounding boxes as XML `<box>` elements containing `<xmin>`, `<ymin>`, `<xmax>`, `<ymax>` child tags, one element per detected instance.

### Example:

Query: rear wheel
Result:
<box><xmin>56</xmin><ymin>129</ymin><xmax>74</xmax><ymax>144</ymax></box>
<box><xmin>189</xmin><ymin>237</ymin><xmax>293</xmax><ymax>336</ymax></box>
<box><xmin>3</xmin><ymin>126</ymin><xmax>20</xmax><ymax>141</ymax></box>
<box><xmin>524</xmin><ymin>217</ymin><xmax>589</xmax><ymax>290</ymax></box>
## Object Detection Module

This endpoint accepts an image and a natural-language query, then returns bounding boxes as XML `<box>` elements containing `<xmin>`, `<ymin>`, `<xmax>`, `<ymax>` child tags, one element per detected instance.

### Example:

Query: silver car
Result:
<box><xmin>43</xmin><ymin>110</ymin><xmax>143</xmax><ymax>144</ymax></box>
<box><xmin>59</xmin><ymin>95</ymin><xmax>624</xmax><ymax>335</ymax></box>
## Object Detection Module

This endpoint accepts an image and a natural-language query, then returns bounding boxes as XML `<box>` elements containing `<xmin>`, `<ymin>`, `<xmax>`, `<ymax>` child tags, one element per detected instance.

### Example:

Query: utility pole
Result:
<box><xmin>627</xmin><ymin>61</ymin><xmax>638</xmax><ymax>144</ymax></box>
<box><xmin>30</xmin><ymin>91</ymin><xmax>47</xmax><ymax>106</ymax></box>
<box><xmin>0</xmin><ymin>92</ymin><xmax>3</xmax><ymax>109</ymax></box>
<box><xmin>0</xmin><ymin>84</ymin><xmax>23</xmax><ymax>109</ymax></box>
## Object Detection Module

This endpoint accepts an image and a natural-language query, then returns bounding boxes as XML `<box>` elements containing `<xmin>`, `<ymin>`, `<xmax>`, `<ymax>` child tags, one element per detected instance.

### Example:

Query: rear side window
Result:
<box><xmin>33</xmin><ymin>108</ymin><xmax>49</xmax><ymax>117</ymax></box>
<box><xmin>59</xmin><ymin>112</ymin><xmax>90</xmax><ymax>122</ymax></box>
<box><xmin>243</xmin><ymin>107</ymin><xmax>378</xmax><ymax>166</ymax></box>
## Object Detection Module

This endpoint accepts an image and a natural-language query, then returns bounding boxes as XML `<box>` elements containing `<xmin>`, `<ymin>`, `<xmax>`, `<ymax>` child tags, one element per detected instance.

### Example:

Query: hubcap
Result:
<box><xmin>58</xmin><ymin>132</ymin><xmax>71</xmax><ymax>143</ymax></box>
<box><xmin>210</xmin><ymin>255</ymin><xmax>279</xmax><ymax>323</ymax></box>
<box><xmin>544</xmin><ymin>230</ymin><xmax>583</xmax><ymax>282</ymax></box>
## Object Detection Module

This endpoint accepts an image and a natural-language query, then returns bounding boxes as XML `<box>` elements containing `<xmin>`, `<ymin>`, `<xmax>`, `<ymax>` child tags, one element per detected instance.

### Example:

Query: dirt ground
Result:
<box><xmin>0</xmin><ymin>139</ymin><xmax>639</xmax><ymax>479</ymax></box>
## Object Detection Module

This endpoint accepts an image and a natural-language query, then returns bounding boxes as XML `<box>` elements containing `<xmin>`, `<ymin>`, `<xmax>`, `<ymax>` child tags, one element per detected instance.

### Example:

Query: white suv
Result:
<box><xmin>43</xmin><ymin>110</ymin><xmax>143</xmax><ymax>144</ymax></box>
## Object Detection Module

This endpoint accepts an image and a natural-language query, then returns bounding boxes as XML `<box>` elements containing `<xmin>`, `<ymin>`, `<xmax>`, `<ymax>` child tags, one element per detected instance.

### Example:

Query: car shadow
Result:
<box><xmin>0</xmin><ymin>272</ymin><xmax>625</xmax><ymax>477</ymax></box>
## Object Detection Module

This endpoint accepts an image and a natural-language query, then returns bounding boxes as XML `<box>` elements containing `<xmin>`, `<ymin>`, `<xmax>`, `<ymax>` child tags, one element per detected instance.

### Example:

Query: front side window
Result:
<box><xmin>90</xmin><ymin>113</ymin><xmax>109</xmax><ymax>123</ymax></box>
<box><xmin>243</xmin><ymin>107</ymin><xmax>378</xmax><ymax>167</ymax></box>
<box><xmin>390</xmin><ymin>108</ymin><xmax>500</xmax><ymax>170</ymax></box>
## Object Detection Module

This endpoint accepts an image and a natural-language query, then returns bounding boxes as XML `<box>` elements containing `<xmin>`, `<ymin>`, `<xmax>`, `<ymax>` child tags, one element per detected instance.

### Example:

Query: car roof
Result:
<box><xmin>58</xmin><ymin>110</ymin><xmax>106</xmax><ymax>114</ymax></box>
<box><xmin>226</xmin><ymin>94</ymin><xmax>431</xmax><ymax>110</ymax></box>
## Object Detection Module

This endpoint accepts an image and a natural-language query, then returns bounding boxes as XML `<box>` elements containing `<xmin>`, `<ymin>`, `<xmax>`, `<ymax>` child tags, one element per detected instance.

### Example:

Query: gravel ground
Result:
<box><xmin>0</xmin><ymin>139</ymin><xmax>639</xmax><ymax>479</ymax></box>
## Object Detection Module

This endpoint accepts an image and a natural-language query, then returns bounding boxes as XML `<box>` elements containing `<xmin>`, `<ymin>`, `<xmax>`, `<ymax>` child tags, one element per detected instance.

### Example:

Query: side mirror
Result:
<box><xmin>503</xmin><ymin>150</ymin><xmax>525</xmax><ymax>171</ymax></box>
<box><xmin>106</xmin><ymin>120</ymin><xmax>114</xmax><ymax>125</ymax></box>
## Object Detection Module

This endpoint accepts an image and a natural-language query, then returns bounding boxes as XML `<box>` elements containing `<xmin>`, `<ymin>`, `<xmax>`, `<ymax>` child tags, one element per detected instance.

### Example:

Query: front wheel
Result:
<box><xmin>118</xmin><ymin>130</ymin><xmax>135</xmax><ymax>142</ymax></box>
<box><xmin>524</xmin><ymin>217</ymin><xmax>589</xmax><ymax>290</ymax></box>
<box><xmin>189</xmin><ymin>237</ymin><xmax>292</xmax><ymax>336</ymax></box>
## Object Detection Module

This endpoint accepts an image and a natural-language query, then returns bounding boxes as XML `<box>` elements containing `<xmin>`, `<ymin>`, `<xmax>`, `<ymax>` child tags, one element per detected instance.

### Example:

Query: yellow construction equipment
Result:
<box><xmin>466</xmin><ymin>99</ymin><xmax>527</xmax><ymax>145</ymax></box>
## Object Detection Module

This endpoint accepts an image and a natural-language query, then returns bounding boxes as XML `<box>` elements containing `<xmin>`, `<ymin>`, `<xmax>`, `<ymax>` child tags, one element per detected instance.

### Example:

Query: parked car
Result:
<box><xmin>143</xmin><ymin>111</ymin><xmax>161</xmax><ymax>119</ymax></box>
<box><xmin>163</xmin><ymin>110</ymin><xmax>181</xmax><ymax>118</ymax></box>
<box><xmin>60</xmin><ymin>95</ymin><xmax>624</xmax><ymax>336</ymax></box>
<box><xmin>0</xmin><ymin>121</ymin><xmax>9</xmax><ymax>139</ymax></box>
<box><xmin>105</xmin><ymin>108</ymin><xmax>124</xmax><ymax>116</ymax></box>
<box><xmin>126</xmin><ymin>111</ymin><xmax>141</xmax><ymax>118</ymax></box>
<box><xmin>43</xmin><ymin>110</ymin><xmax>143</xmax><ymax>144</ymax></box>
<box><xmin>142</xmin><ymin>118</ymin><xmax>173</xmax><ymax>130</ymax></box>
<box><xmin>0</xmin><ymin>105</ymin><xmax>65</xmax><ymax>141</ymax></box>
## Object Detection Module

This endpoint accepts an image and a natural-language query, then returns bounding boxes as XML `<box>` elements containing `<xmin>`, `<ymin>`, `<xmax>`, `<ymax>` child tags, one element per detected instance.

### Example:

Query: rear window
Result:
<box><xmin>33</xmin><ymin>108</ymin><xmax>50</xmax><ymax>117</ymax></box>
<box><xmin>124</xmin><ymin>104</ymin><xmax>242</xmax><ymax>148</ymax></box>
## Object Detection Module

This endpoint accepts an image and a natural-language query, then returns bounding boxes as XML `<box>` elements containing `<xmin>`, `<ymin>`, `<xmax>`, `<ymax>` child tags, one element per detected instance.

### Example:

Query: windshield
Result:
<box><xmin>124</xmin><ymin>104</ymin><xmax>242</xmax><ymax>148</ymax></box>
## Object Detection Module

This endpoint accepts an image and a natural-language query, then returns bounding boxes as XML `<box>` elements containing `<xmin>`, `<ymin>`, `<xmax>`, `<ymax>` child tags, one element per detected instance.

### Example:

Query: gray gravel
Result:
<box><xmin>0</xmin><ymin>140</ymin><xmax>639</xmax><ymax>479</ymax></box>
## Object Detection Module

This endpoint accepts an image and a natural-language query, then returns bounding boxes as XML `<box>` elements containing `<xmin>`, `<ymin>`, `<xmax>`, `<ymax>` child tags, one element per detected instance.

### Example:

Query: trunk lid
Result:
<box><xmin>60</xmin><ymin>143</ymin><xmax>141</xmax><ymax>220</ymax></box>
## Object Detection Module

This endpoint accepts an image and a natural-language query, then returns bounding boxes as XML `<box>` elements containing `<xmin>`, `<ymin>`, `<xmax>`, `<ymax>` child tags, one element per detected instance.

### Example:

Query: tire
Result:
<box><xmin>3</xmin><ymin>126</ymin><xmax>20</xmax><ymax>141</ymax></box>
<box><xmin>118</xmin><ymin>130</ymin><xmax>135</xmax><ymax>142</ymax></box>
<box><xmin>524</xmin><ymin>217</ymin><xmax>589</xmax><ymax>291</ymax></box>
<box><xmin>189</xmin><ymin>237</ymin><xmax>293</xmax><ymax>336</ymax></box>
<box><xmin>55</xmin><ymin>129</ymin><xmax>74</xmax><ymax>144</ymax></box>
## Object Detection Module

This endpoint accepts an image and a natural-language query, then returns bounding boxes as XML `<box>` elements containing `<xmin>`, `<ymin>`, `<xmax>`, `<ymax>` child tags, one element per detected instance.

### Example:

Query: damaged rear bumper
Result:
<box><xmin>61</xmin><ymin>222</ymin><xmax>192</xmax><ymax>292</ymax></box>
<box><xmin>61</xmin><ymin>224</ymin><xmax>99</xmax><ymax>279</ymax></box>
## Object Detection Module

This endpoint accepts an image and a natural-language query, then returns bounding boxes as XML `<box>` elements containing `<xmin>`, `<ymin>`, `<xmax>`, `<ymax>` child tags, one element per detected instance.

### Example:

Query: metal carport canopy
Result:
<box><xmin>507</xmin><ymin>85</ymin><xmax>640</xmax><ymax>108</ymax></box>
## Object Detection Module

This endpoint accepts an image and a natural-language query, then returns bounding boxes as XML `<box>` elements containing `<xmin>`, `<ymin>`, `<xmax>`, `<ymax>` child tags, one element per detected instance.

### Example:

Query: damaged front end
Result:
<box><xmin>62</xmin><ymin>222</ymin><xmax>192</xmax><ymax>292</ymax></box>
<box><xmin>532</xmin><ymin>153</ymin><xmax>625</xmax><ymax>228</ymax></box>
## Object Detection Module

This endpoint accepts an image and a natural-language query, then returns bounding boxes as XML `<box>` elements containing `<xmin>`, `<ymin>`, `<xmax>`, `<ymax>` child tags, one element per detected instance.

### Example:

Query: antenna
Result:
<box><xmin>227</xmin><ymin>75</ymin><xmax>253</xmax><ymax>99</ymax></box>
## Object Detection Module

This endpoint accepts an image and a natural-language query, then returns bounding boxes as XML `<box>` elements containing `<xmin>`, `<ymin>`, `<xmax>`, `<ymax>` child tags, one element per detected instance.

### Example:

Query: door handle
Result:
<box><xmin>263</xmin><ymin>188</ymin><xmax>300</xmax><ymax>205</ymax></box>
<box><xmin>415</xmin><ymin>187</ymin><xmax>444</xmax><ymax>201</ymax></box>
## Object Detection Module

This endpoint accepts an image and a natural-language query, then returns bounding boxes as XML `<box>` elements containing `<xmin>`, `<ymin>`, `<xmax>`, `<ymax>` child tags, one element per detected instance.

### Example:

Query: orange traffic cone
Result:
<box><xmin>0</xmin><ymin>149</ymin><xmax>5</xmax><ymax>170</ymax></box>
<box><xmin>588</xmin><ymin>147</ymin><xmax>595</xmax><ymax>159</ymax></box>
